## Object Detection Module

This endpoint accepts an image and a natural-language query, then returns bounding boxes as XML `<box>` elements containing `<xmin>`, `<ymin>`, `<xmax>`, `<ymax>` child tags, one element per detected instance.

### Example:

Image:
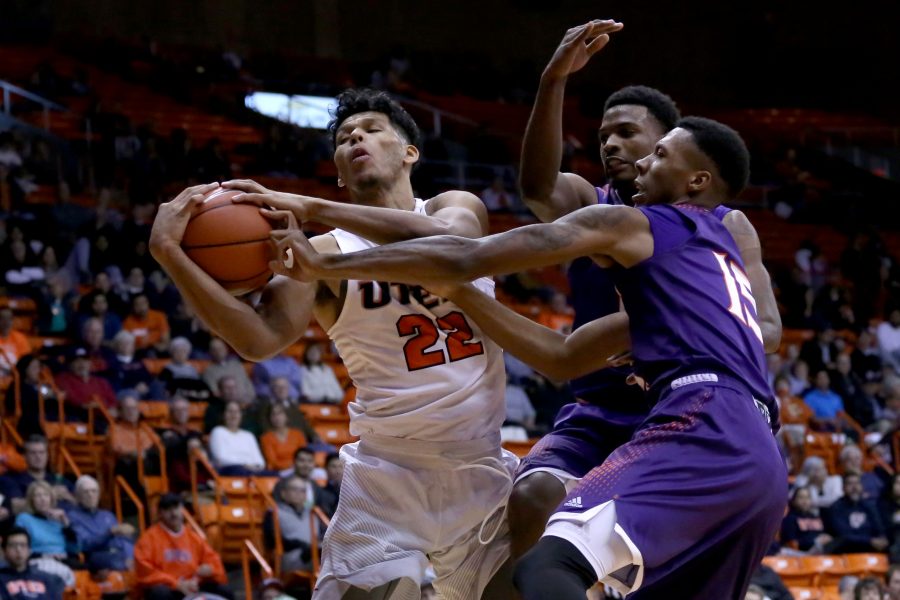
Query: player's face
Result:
<box><xmin>599</xmin><ymin>105</ymin><xmax>666</xmax><ymax>184</ymax></box>
<box><xmin>333</xmin><ymin>112</ymin><xmax>417</xmax><ymax>189</ymax></box>
<box><xmin>633</xmin><ymin>128</ymin><xmax>698</xmax><ymax>205</ymax></box>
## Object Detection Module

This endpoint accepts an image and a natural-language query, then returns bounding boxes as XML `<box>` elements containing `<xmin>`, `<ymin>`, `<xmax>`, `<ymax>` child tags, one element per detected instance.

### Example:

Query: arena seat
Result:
<box><xmin>788</xmin><ymin>588</ymin><xmax>821</xmax><ymax>600</ymax></box>
<box><xmin>763</xmin><ymin>556</ymin><xmax>817</xmax><ymax>587</ymax></box>
<box><xmin>844</xmin><ymin>552</ymin><xmax>889</xmax><ymax>578</ymax></box>
<box><xmin>314</xmin><ymin>422</ymin><xmax>357</xmax><ymax>447</ymax></box>
<box><xmin>802</xmin><ymin>554</ymin><xmax>851</xmax><ymax>587</ymax></box>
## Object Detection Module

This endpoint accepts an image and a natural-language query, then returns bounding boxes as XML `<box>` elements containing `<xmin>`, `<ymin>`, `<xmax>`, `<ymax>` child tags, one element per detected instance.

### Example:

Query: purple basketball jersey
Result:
<box><xmin>612</xmin><ymin>203</ymin><xmax>777</xmax><ymax>429</ymax></box>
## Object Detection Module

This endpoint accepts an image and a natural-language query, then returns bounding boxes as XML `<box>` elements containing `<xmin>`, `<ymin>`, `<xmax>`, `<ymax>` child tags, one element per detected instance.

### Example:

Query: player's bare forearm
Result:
<box><xmin>304</xmin><ymin>205</ymin><xmax>641</xmax><ymax>286</ymax></box>
<box><xmin>309</xmin><ymin>195</ymin><xmax>484</xmax><ymax>244</ymax></box>
<box><xmin>448</xmin><ymin>285</ymin><xmax>629</xmax><ymax>381</ymax></box>
<box><xmin>520</xmin><ymin>77</ymin><xmax>568</xmax><ymax>220</ymax></box>
<box><xmin>151</xmin><ymin>243</ymin><xmax>313</xmax><ymax>360</ymax></box>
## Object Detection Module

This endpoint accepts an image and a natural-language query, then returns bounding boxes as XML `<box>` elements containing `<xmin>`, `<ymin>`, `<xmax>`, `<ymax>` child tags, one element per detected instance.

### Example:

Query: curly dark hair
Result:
<box><xmin>676</xmin><ymin>116</ymin><xmax>750</xmax><ymax>197</ymax></box>
<box><xmin>328</xmin><ymin>88</ymin><xmax>421</xmax><ymax>148</ymax></box>
<box><xmin>604</xmin><ymin>86</ymin><xmax>681</xmax><ymax>132</ymax></box>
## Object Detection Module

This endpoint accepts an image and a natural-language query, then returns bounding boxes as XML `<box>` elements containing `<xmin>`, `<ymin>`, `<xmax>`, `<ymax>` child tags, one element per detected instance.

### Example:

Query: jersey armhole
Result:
<box><xmin>641</xmin><ymin>206</ymin><xmax>697</xmax><ymax>259</ymax></box>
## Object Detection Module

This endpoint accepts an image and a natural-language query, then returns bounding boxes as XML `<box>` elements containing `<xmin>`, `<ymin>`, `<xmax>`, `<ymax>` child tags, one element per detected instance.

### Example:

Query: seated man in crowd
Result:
<box><xmin>54</xmin><ymin>347</ymin><xmax>117</xmax><ymax>418</ymax></box>
<box><xmin>804</xmin><ymin>370</ymin><xmax>847</xmax><ymax>432</ymax></box>
<box><xmin>202</xmin><ymin>337</ymin><xmax>254</xmax><ymax>402</ymax></box>
<box><xmin>838</xmin><ymin>444</ymin><xmax>885</xmax><ymax>500</ymax></box>
<box><xmin>157</xmin><ymin>396</ymin><xmax>206</xmax><ymax>492</ymax></box>
<box><xmin>0</xmin><ymin>527</ymin><xmax>65</xmax><ymax>600</ymax></box>
<box><xmin>252</xmin><ymin>352</ymin><xmax>302</xmax><ymax>401</ymax></box>
<box><xmin>265</xmin><ymin>475</ymin><xmax>327</xmax><ymax>573</ymax></box>
<box><xmin>825</xmin><ymin>472</ymin><xmax>889</xmax><ymax>553</ymax></box>
<box><xmin>323</xmin><ymin>452</ymin><xmax>343</xmax><ymax>501</ymax></box>
<box><xmin>0</xmin><ymin>435</ymin><xmax>74</xmax><ymax>515</ymax></box>
<box><xmin>109</xmin><ymin>391</ymin><xmax>161</xmax><ymax>500</ymax></box>
<box><xmin>109</xmin><ymin>330</ymin><xmax>158</xmax><ymax>398</ymax></box>
<box><xmin>122</xmin><ymin>293</ymin><xmax>170</xmax><ymax>357</ymax></box>
<box><xmin>274</xmin><ymin>447</ymin><xmax>336</xmax><ymax>518</ymax></box>
<box><xmin>66</xmin><ymin>475</ymin><xmax>135</xmax><ymax>573</ymax></box>
<box><xmin>134</xmin><ymin>493</ymin><xmax>231</xmax><ymax>600</ymax></box>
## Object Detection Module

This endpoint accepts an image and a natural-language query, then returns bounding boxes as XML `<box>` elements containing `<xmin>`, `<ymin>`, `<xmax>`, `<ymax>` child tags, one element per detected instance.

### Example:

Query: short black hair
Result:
<box><xmin>158</xmin><ymin>492</ymin><xmax>183</xmax><ymax>510</ymax></box>
<box><xmin>294</xmin><ymin>446</ymin><xmax>315</xmax><ymax>460</ymax></box>
<box><xmin>24</xmin><ymin>434</ymin><xmax>48</xmax><ymax>448</ymax></box>
<box><xmin>328</xmin><ymin>88</ymin><xmax>421</xmax><ymax>148</ymax></box>
<box><xmin>676</xmin><ymin>116</ymin><xmax>750</xmax><ymax>198</ymax></box>
<box><xmin>3</xmin><ymin>527</ymin><xmax>30</xmax><ymax>549</ymax></box>
<box><xmin>604</xmin><ymin>86</ymin><xmax>680</xmax><ymax>132</ymax></box>
<box><xmin>325</xmin><ymin>452</ymin><xmax>341</xmax><ymax>467</ymax></box>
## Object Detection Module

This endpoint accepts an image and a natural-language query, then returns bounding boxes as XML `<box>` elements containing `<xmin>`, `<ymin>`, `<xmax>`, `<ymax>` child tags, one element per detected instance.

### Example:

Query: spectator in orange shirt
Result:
<box><xmin>134</xmin><ymin>493</ymin><xmax>231</xmax><ymax>599</ymax></box>
<box><xmin>122</xmin><ymin>294</ymin><xmax>170</xmax><ymax>358</ymax></box>
<box><xmin>536</xmin><ymin>292</ymin><xmax>574</xmax><ymax>334</ymax></box>
<box><xmin>0</xmin><ymin>307</ymin><xmax>31</xmax><ymax>377</ymax></box>
<box><xmin>260</xmin><ymin>404</ymin><xmax>307</xmax><ymax>471</ymax></box>
<box><xmin>109</xmin><ymin>392</ymin><xmax>160</xmax><ymax>507</ymax></box>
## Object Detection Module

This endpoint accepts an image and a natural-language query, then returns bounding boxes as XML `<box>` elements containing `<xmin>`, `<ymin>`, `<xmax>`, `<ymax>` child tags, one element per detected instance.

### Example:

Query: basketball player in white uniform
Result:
<box><xmin>149</xmin><ymin>89</ymin><xmax>517</xmax><ymax>600</ymax></box>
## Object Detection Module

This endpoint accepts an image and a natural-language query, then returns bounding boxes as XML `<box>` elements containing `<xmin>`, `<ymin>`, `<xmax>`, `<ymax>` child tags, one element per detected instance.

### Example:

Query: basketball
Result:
<box><xmin>181</xmin><ymin>188</ymin><xmax>274</xmax><ymax>295</ymax></box>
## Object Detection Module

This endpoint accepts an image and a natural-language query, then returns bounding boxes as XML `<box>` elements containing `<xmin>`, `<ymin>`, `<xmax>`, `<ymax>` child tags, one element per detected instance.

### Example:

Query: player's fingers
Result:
<box><xmin>221</xmin><ymin>179</ymin><xmax>264</xmax><ymax>193</ymax></box>
<box><xmin>261</xmin><ymin>209</ymin><xmax>299</xmax><ymax>229</ymax></box>
<box><xmin>586</xmin><ymin>34</ymin><xmax>611</xmax><ymax>54</ymax></box>
<box><xmin>231</xmin><ymin>193</ymin><xmax>267</xmax><ymax>206</ymax></box>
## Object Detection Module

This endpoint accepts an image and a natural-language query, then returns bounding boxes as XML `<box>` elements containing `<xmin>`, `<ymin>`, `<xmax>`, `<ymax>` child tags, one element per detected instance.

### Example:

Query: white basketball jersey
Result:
<box><xmin>327</xmin><ymin>199</ymin><xmax>506</xmax><ymax>442</ymax></box>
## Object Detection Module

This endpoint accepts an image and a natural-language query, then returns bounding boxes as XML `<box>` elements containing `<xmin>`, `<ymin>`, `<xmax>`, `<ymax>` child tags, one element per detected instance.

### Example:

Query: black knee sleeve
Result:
<box><xmin>513</xmin><ymin>536</ymin><xmax>597</xmax><ymax>600</ymax></box>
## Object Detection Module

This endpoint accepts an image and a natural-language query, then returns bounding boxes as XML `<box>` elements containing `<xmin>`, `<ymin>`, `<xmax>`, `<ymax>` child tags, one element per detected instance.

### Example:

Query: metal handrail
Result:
<box><xmin>242</xmin><ymin>539</ymin><xmax>274</xmax><ymax>600</ymax></box>
<box><xmin>114</xmin><ymin>475</ymin><xmax>146</xmax><ymax>534</ymax></box>
<box><xmin>0</xmin><ymin>79</ymin><xmax>67</xmax><ymax>132</ymax></box>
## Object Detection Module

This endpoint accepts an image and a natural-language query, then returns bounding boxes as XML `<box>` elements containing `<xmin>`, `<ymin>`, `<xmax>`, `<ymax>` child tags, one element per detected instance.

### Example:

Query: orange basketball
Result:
<box><xmin>181</xmin><ymin>188</ymin><xmax>273</xmax><ymax>295</ymax></box>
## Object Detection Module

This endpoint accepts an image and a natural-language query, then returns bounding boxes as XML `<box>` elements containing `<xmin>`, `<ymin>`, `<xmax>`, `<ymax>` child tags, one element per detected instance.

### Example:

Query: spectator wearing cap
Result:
<box><xmin>66</xmin><ymin>475</ymin><xmax>135</xmax><ymax>573</ymax></box>
<box><xmin>0</xmin><ymin>527</ymin><xmax>65</xmax><ymax>600</ymax></box>
<box><xmin>54</xmin><ymin>346</ymin><xmax>116</xmax><ymax>415</ymax></box>
<box><xmin>134</xmin><ymin>493</ymin><xmax>230</xmax><ymax>600</ymax></box>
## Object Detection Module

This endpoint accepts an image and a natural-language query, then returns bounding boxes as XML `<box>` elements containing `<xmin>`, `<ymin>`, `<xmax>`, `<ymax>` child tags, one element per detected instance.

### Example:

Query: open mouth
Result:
<box><xmin>350</xmin><ymin>148</ymin><xmax>370</xmax><ymax>163</ymax></box>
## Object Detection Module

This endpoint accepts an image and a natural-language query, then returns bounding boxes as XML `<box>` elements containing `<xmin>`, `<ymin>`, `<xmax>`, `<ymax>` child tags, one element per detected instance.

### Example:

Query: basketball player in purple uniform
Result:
<box><xmin>511</xmin><ymin>19</ymin><xmax>783</xmax><ymax>564</ymax></box>
<box><xmin>271</xmin><ymin>116</ymin><xmax>789</xmax><ymax>598</ymax></box>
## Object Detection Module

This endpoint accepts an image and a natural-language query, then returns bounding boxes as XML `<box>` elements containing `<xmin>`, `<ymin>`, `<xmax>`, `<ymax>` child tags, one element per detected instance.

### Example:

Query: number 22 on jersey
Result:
<box><xmin>396</xmin><ymin>311</ymin><xmax>485</xmax><ymax>371</ymax></box>
<box><xmin>714</xmin><ymin>252</ymin><xmax>763</xmax><ymax>344</ymax></box>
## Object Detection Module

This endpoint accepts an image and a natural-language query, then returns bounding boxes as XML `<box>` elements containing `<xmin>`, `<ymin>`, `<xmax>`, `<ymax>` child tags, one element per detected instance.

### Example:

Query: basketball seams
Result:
<box><xmin>182</xmin><ymin>237</ymin><xmax>271</xmax><ymax>250</ymax></box>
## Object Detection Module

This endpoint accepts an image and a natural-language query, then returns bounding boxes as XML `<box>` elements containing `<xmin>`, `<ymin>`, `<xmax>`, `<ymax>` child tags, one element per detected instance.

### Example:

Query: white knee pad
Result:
<box><xmin>543</xmin><ymin>501</ymin><xmax>635</xmax><ymax>582</ymax></box>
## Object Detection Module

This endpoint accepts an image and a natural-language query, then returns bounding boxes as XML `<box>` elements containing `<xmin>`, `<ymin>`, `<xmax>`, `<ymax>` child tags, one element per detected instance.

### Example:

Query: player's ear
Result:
<box><xmin>403</xmin><ymin>144</ymin><xmax>420</xmax><ymax>167</ymax></box>
<box><xmin>337</xmin><ymin>175</ymin><xmax>345</xmax><ymax>188</ymax></box>
<box><xmin>687</xmin><ymin>170</ymin><xmax>712</xmax><ymax>194</ymax></box>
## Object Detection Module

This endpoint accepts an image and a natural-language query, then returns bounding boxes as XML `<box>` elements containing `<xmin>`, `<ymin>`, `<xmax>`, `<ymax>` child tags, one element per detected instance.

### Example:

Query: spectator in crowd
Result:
<box><xmin>260</xmin><ymin>404</ymin><xmax>308</xmax><ymax>472</ymax></box>
<box><xmin>853</xmin><ymin>329</ymin><xmax>884</xmax><ymax>382</ymax></box>
<box><xmin>204</xmin><ymin>374</ymin><xmax>261</xmax><ymax>435</ymax></box>
<box><xmin>77</xmin><ymin>317</ymin><xmax>117</xmax><ymax>380</ymax></box>
<box><xmin>879</xmin><ymin>474</ymin><xmax>900</xmax><ymax>563</ymax></box>
<box><xmin>5</xmin><ymin>354</ymin><xmax>52</xmax><ymax>437</ymax></box>
<box><xmin>109</xmin><ymin>330</ymin><xmax>157</xmax><ymax>397</ymax></box>
<box><xmin>275</xmin><ymin>448</ymin><xmax>336</xmax><ymax>518</ymax></box>
<box><xmin>298</xmin><ymin>344</ymin><xmax>343</xmax><ymax>405</ymax></box>
<box><xmin>878</xmin><ymin>309</ymin><xmax>900</xmax><ymax>374</ymax></box>
<box><xmin>37</xmin><ymin>276</ymin><xmax>76</xmax><ymax>336</ymax></box>
<box><xmin>202</xmin><ymin>337</ymin><xmax>254</xmax><ymax>402</ymax></box>
<box><xmin>801</xmin><ymin>326</ymin><xmax>841</xmax><ymax>374</ymax></box>
<box><xmin>0</xmin><ymin>527</ymin><xmax>65</xmax><ymax>600</ymax></box>
<box><xmin>886</xmin><ymin>564</ymin><xmax>900</xmax><ymax>600</ymax></box>
<box><xmin>833</xmin><ymin>352</ymin><xmax>878</xmax><ymax>427</ymax></box>
<box><xmin>839</xmin><ymin>444</ymin><xmax>885</xmax><ymax>499</ymax></box>
<box><xmin>804</xmin><ymin>370</ymin><xmax>846</xmax><ymax>431</ymax></box>
<box><xmin>479</xmin><ymin>176</ymin><xmax>518</xmax><ymax>213</ymax></box>
<box><xmin>794</xmin><ymin>455</ymin><xmax>843</xmax><ymax>509</ymax></box>
<box><xmin>324</xmin><ymin>452</ymin><xmax>343</xmax><ymax>501</ymax></box>
<box><xmin>265</xmin><ymin>475</ymin><xmax>327</xmax><ymax>573</ymax></box>
<box><xmin>777</xmin><ymin>375</ymin><xmax>814</xmax><ymax>432</ymax></box>
<box><xmin>744</xmin><ymin>584</ymin><xmax>765</xmax><ymax>600</ymax></box>
<box><xmin>66</xmin><ymin>475</ymin><xmax>135</xmax><ymax>572</ymax></box>
<box><xmin>209</xmin><ymin>400</ymin><xmax>269</xmax><ymax>476</ymax></box>
<box><xmin>257</xmin><ymin>577</ymin><xmax>298</xmax><ymax>600</ymax></box>
<box><xmin>14</xmin><ymin>482</ymin><xmax>76</xmax><ymax>587</ymax></box>
<box><xmin>76</xmin><ymin>292</ymin><xmax>122</xmax><ymax>341</ymax></box>
<box><xmin>537</xmin><ymin>292</ymin><xmax>575</xmax><ymax>334</ymax></box>
<box><xmin>122</xmin><ymin>293</ymin><xmax>170</xmax><ymax>357</ymax></box>
<box><xmin>854</xmin><ymin>577</ymin><xmax>886</xmax><ymax>600</ymax></box>
<box><xmin>134</xmin><ymin>493</ymin><xmax>231</xmax><ymax>599</ymax></box>
<box><xmin>0</xmin><ymin>307</ymin><xmax>31</xmax><ymax>377</ymax></box>
<box><xmin>781</xmin><ymin>485</ymin><xmax>831</xmax><ymax>554</ymax></box>
<box><xmin>788</xmin><ymin>360</ymin><xmax>811</xmax><ymax>397</ymax></box>
<box><xmin>747</xmin><ymin>562</ymin><xmax>795</xmax><ymax>600</ymax></box>
<box><xmin>252</xmin><ymin>352</ymin><xmax>302</xmax><ymax>401</ymax></box>
<box><xmin>0</xmin><ymin>435</ymin><xmax>74</xmax><ymax>513</ymax></box>
<box><xmin>840</xmin><ymin>576</ymin><xmax>861</xmax><ymax>600</ymax></box>
<box><xmin>157</xmin><ymin>397</ymin><xmax>205</xmax><ymax>492</ymax></box>
<box><xmin>54</xmin><ymin>347</ymin><xmax>117</xmax><ymax>415</ymax></box>
<box><xmin>159</xmin><ymin>337</ymin><xmax>211</xmax><ymax>402</ymax></box>
<box><xmin>825</xmin><ymin>473</ymin><xmax>888</xmax><ymax>553</ymax></box>
<box><xmin>109</xmin><ymin>391</ymin><xmax>161</xmax><ymax>499</ymax></box>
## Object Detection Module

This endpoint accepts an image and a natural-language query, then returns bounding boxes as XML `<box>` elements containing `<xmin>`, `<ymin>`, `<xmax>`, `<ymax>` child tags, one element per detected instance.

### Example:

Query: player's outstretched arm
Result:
<box><xmin>272</xmin><ymin>204</ymin><xmax>651</xmax><ymax>287</ymax></box>
<box><xmin>224</xmin><ymin>180</ymin><xmax>488</xmax><ymax>242</ymax></box>
<box><xmin>149</xmin><ymin>185</ymin><xmax>316</xmax><ymax>361</ymax></box>
<box><xmin>439</xmin><ymin>283</ymin><xmax>630</xmax><ymax>381</ymax></box>
<box><xmin>520</xmin><ymin>20</ymin><xmax>622</xmax><ymax>223</ymax></box>
<box><xmin>723</xmin><ymin>209</ymin><xmax>783</xmax><ymax>353</ymax></box>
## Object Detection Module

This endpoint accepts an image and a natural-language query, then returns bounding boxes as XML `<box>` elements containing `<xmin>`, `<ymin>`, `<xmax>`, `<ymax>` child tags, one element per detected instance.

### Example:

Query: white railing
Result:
<box><xmin>0</xmin><ymin>79</ymin><xmax>68</xmax><ymax>130</ymax></box>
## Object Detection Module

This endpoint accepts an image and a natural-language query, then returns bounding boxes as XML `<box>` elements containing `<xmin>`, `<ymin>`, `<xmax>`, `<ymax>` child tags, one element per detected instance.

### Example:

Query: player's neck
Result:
<box><xmin>348</xmin><ymin>178</ymin><xmax>416</xmax><ymax>211</ymax></box>
<box><xmin>611</xmin><ymin>181</ymin><xmax>637</xmax><ymax>206</ymax></box>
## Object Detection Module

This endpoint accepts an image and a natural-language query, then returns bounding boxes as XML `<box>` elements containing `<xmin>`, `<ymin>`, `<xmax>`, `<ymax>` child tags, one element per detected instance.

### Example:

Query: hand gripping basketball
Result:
<box><xmin>267</xmin><ymin>212</ymin><xmax>320</xmax><ymax>283</ymax></box>
<box><xmin>149</xmin><ymin>182</ymin><xmax>221</xmax><ymax>256</ymax></box>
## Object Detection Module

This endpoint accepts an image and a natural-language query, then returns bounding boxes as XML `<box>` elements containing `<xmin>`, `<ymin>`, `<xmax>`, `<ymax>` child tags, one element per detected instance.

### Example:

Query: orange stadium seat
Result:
<box><xmin>802</xmin><ymin>554</ymin><xmax>851</xmax><ymax>587</ymax></box>
<box><xmin>789</xmin><ymin>588</ymin><xmax>822</xmax><ymax>600</ymax></box>
<box><xmin>763</xmin><ymin>556</ymin><xmax>817</xmax><ymax>587</ymax></box>
<box><xmin>844</xmin><ymin>552</ymin><xmax>889</xmax><ymax>577</ymax></box>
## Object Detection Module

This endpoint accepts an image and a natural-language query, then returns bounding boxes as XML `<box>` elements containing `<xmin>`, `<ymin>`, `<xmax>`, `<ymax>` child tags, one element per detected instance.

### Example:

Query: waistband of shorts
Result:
<box><xmin>650</xmin><ymin>372</ymin><xmax>772</xmax><ymax>425</ymax></box>
<box><xmin>357</xmin><ymin>431</ymin><xmax>503</xmax><ymax>468</ymax></box>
